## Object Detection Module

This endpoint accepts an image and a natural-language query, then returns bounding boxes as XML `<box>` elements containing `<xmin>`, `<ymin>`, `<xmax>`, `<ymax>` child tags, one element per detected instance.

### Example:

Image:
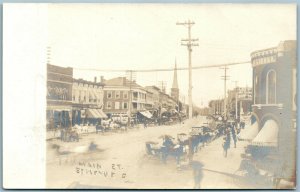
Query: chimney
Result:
<box><xmin>100</xmin><ymin>76</ymin><xmax>104</xmax><ymax>83</ymax></box>
<box><xmin>94</xmin><ymin>77</ymin><xmax>97</xmax><ymax>83</ymax></box>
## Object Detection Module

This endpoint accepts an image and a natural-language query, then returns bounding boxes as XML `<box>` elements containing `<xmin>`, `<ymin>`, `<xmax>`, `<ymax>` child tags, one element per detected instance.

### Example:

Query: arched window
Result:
<box><xmin>266</xmin><ymin>70</ymin><xmax>276</xmax><ymax>104</ymax></box>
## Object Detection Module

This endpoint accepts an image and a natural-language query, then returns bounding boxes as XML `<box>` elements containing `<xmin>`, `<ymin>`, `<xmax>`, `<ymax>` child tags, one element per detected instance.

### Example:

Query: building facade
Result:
<box><xmin>250</xmin><ymin>40</ymin><xmax>296</xmax><ymax>181</ymax></box>
<box><xmin>102</xmin><ymin>77</ymin><xmax>147</xmax><ymax>116</ymax></box>
<box><xmin>145</xmin><ymin>86</ymin><xmax>161</xmax><ymax>109</ymax></box>
<box><xmin>46</xmin><ymin>64</ymin><xmax>73</xmax><ymax>130</ymax></box>
<box><xmin>72</xmin><ymin>77</ymin><xmax>106</xmax><ymax>125</ymax></box>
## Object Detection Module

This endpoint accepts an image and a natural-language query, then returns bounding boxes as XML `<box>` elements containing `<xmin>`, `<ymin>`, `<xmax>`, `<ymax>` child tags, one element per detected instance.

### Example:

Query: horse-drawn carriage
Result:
<box><xmin>101</xmin><ymin>119</ymin><xmax>123</xmax><ymax>131</ymax></box>
<box><xmin>145</xmin><ymin>134</ymin><xmax>189</xmax><ymax>166</ymax></box>
<box><xmin>233</xmin><ymin>142</ymin><xmax>295</xmax><ymax>189</ymax></box>
<box><xmin>61</xmin><ymin>128</ymin><xmax>79</xmax><ymax>142</ymax></box>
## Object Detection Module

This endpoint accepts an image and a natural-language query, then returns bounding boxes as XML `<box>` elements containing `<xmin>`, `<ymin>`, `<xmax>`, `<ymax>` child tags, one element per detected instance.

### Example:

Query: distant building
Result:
<box><xmin>227</xmin><ymin>87</ymin><xmax>253</xmax><ymax>119</ymax></box>
<box><xmin>145</xmin><ymin>85</ymin><xmax>161</xmax><ymax>109</ymax></box>
<box><xmin>145</xmin><ymin>90</ymin><xmax>154</xmax><ymax>110</ymax></box>
<box><xmin>102</xmin><ymin>77</ymin><xmax>147</xmax><ymax>116</ymax></box>
<box><xmin>208</xmin><ymin>99</ymin><xmax>224</xmax><ymax>116</ymax></box>
<box><xmin>167</xmin><ymin>94</ymin><xmax>178</xmax><ymax>110</ymax></box>
<box><xmin>46</xmin><ymin>64</ymin><xmax>73</xmax><ymax>130</ymax></box>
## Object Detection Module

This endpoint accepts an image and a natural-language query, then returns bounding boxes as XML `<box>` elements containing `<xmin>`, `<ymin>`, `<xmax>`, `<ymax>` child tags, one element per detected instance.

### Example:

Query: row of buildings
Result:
<box><xmin>46</xmin><ymin>63</ymin><xmax>186</xmax><ymax>129</ymax></box>
<box><xmin>208</xmin><ymin>86</ymin><xmax>253</xmax><ymax>120</ymax></box>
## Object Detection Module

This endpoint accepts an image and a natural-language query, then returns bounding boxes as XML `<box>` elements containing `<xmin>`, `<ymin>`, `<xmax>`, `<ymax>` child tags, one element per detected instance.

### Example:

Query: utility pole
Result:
<box><xmin>157</xmin><ymin>81</ymin><xmax>166</xmax><ymax>93</ymax></box>
<box><xmin>176</xmin><ymin>20</ymin><xmax>198</xmax><ymax>119</ymax></box>
<box><xmin>128</xmin><ymin>70</ymin><xmax>133</xmax><ymax>127</ymax></box>
<box><xmin>220</xmin><ymin>66</ymin><xmax>230</xmax><ymax>120</ymax></box>
<box><xmin>233</xmin><ymin>80</ymin><xmax>239</xmax><ymax>121</ymax></box>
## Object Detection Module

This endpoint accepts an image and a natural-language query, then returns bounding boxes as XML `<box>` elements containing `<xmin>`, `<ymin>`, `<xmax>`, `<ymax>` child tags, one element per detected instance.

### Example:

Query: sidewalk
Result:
<box><xmin>192</xmin><ymin>136</ymin><xmax>249</xmax><ymax>189</ymax></box>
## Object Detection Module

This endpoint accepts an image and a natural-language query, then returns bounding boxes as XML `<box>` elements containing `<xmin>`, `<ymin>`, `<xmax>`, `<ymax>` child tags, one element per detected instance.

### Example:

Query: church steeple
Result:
<box><xmin>171</xmin><ymin>59</ymin><xmax>179</xmax><ymax>101</ymax></box>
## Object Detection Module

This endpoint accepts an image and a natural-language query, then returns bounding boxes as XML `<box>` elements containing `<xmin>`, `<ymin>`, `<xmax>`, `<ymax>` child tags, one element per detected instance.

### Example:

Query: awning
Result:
<box><xmin>251</xmin><ymin>120</ymin><xmax>278</xmax><ymax>147</ymax></box>
<box><xmin>93</xmin><ymin>109</ymin><xmax>102</xmax><ymax>118</ymax></box>
<box><xmin>238</xmin><ymin>121</ymin><xmax>259</xmax><ymax>141</ymax></box>
<box><xmin>96</xmin><ymin>109</ymin><xmax>108</xmax><ymax>119</ymax></box>
<box><xmin>47</xmin><ymin>106</ymin><xmax>71</xmax><ymax>111</ymax></box>
<box><xmin>86</xmin><ymin>109</ymin><xmax>99</xmax><ymax>118</ymax></box>
<box><xmin>140</xmin><ymin>111</ymin><xmax>152</xmax><ymax>118</ymax></box>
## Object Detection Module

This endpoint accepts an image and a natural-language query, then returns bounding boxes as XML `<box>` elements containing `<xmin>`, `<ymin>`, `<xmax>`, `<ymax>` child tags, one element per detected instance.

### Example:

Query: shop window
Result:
<box><xmin>266</xmin><ymin>70</ymin><xmax>276</xmax><ymax>104</ymax></box>
<box><xmin>123</xmin><ymin>102</ymin><xmax>128</xmax><ymax>109</ymax></box>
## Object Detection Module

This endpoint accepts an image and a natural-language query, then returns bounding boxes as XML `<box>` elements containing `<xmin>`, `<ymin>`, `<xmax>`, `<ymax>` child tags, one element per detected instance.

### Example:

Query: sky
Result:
<box><xmin>48</xmin><ymin>4</ymin><xmax>296</xmax><ymax>107</ymax></box>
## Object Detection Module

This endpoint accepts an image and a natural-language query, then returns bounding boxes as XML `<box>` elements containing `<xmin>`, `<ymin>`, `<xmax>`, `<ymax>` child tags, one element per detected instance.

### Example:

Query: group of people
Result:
<box><xmin>60</xmin><ymin>128</ymin><xmax>79</xmax><ymax>142</ymax></box>
<box><xmin>222</xmin><ymin>122</ymin><xmax>238</xmax><ymax>157</ymax></box>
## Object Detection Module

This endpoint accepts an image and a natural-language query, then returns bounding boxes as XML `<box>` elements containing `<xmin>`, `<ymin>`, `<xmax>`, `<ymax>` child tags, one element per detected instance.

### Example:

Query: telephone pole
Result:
<box><xmin>220</xmin><ymin>66</ymin><xmax>230</xmax><ymax>120</ymax></box>
<box><xmin>233</xmin><ymin>80</ymin><xmax>238</xmax><ymax>121</ymax></box>
<box><xmin>127</xmin><ymin>70</ymin><xmax>133</xmax><ymax>127</ymax></box>
<box><xmin>176</xmin><ymin>20</ymin><xmax>198</xmax><ymax>119</ymax></box>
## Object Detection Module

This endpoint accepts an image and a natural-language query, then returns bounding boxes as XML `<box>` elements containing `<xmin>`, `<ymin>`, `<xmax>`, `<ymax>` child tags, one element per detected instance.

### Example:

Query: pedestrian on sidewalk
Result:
<box><xmin>231</xmin><ymin>126</ymin><xmax>237</xmax><ymax>148</ymax></box>
<box><xmin>144</xmin><ymin>120</ymin><xmax>147</xmax><ymax>129</ymax></box>
<box><xmin>222</xmin><ymin>129</ymin><xmax>231</xmax><ymax>157</ymax></box>
<box><xmin>191</xmin><ymin>161</ymin><xmax>203</xmax><ymax>189</ymax></box>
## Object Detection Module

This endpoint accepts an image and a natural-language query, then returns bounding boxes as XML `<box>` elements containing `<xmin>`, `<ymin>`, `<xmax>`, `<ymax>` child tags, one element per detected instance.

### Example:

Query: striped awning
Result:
<box><xmin>86</xmin><ymin>109</ymin><xmax>107</xmax><ymax>119</ymax></box>
<box><xmin>251</xmin><ymin>120</ymin><xmax>278</xmax><ymax>147</ymax></box>
<box><xmin>86</xmin><ymin>109</ymin><xmax>99</xmax><ymax>118</ymax></box>
<box><xmin>140</xmin><ymin>111</ymin><xmax>152</xmax><ymax>118</ymax></box>
<box><xmin>238</xmin><ymin>121</ymin><xmax>259</xmax><ymax>141</ymax></box>
<box><xmin>97</xmin><ymin>109</ymin><xmax>108</xmax><ymax>119</ymax></box>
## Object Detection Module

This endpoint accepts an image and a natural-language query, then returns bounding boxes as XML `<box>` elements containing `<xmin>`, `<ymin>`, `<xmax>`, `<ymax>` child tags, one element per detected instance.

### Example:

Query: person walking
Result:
<box><xmin>222</xmin><ymin>129</ymin><xmax>231</xmax><ymax>157</ymax></box>
<box><xmin>231</xmin><ymin>125</ymin><xmax>237</xmax><ymax>148</ymax></box>
<box><xmin>191</xmin><ymin>161</ymin><xmax>203</xmax><ymax>189</ymax></box>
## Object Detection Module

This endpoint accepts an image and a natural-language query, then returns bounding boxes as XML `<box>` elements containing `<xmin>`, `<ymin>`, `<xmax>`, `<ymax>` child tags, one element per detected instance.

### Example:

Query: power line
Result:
<box><xmin>73</xmin><ymin>61</ymin><xmax>250</xmax><ymax>73</ymax></box>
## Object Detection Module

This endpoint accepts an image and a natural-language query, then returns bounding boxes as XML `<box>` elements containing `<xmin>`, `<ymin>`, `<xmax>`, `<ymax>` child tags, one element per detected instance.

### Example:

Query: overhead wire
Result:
<box><xmin>73</xmin><ymin>60</ymin><xmax>251</xmax><ymax>73</ymax></box>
